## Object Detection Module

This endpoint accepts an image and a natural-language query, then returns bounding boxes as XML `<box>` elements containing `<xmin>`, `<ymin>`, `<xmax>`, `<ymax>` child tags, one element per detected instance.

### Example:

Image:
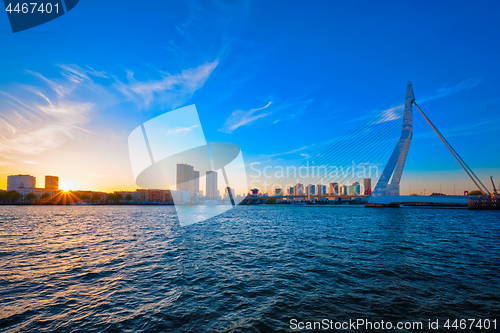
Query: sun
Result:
<box><xmin>61</xmin><ymin>185</ymin><xmax>70</xmax><ymax>192</ymax></box>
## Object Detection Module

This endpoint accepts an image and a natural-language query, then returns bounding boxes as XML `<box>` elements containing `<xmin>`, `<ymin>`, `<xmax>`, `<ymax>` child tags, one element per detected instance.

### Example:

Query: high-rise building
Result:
<box><xmin>206</xmin><ymin>171</ymin><xmax>218</xmax><ymax>199</ymax></box>
<box><xmin>194</xmin><ymin>171</ymin><xmax>200</xmax><ymax>195</ymax></box>
<box><xmin>294</xmin><ymin>183</ymin><xmax>304</xmax><ymax>196</ymax></box>
<box><xmin>177</xmin><ymin>164</ymin><xmax>193</xmax><ymax>191</ymax></box>
<box><xmin>340</xmin><ymin>185</ymin><xmax>347</xmax><ymax>195</ymax></box>
<box><xmin>346</xmin><ymin>182</ymin><xmax>361</xmax><ymax>195</ymax></box>
<box><xmin>7</xmin><ymin>174</ymin><xmax>36</xmax><ymax>191</ymax></box>
<box><xmin>176</xmin><ymin>164</ymin><xmax>200</xmax><ymax>197</ymax></box>
<box><xmin>45</xmin><ymin>175</ymin><xmax>59</xmax><ymax>190</ymax></box>
<box><xmin>316</xmin><ymin>184</ymin><xmax>324</xmax><ymax>195</ymax></box>
<box><xmin>306</xmin><ymin>184</ymin><xmax>316</xmax><ymax>196</ymax></box>
<box><xmin>287</xmin><ymin>187</ymin><xmax>294</xmax><ymax>196</ymax></box>
<box><xmin>274</xmin><ymin>188</ymin><xmax>283</xmax><ymax>196</ymax></box>
<box><xmin>364</xmin><ymin>178</ymin><xmax>372</xmax><ymax>195</ymax></box>
<box><xmin>353</xmin><ymin>182</ymin><xmax>360</xmax><ymax>195</ymax></box>
<box><xmin>329</xmin><ymin>182</ymin><xmax>339</xmax><ymax>195</ymax></box>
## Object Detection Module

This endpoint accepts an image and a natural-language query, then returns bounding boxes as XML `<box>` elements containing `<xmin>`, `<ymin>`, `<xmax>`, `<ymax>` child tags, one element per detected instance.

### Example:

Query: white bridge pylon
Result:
<box><xmin>368</xmin><ymin>81</ymin><xmax>484</xmax><ymax>206</ymax></box>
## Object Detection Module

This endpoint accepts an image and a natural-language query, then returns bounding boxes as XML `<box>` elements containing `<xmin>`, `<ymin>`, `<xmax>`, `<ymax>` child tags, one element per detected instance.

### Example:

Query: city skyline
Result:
<box><xmin>0</xmin><ymin>2</ymin><xmax>499</xmax><ymax>195</ymax></box>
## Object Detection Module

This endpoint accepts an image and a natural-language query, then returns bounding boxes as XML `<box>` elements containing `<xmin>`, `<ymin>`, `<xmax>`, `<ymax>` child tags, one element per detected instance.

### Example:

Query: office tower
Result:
<box><xmin>45</xmin><ymin>175</ymin><xmax>59</xmax><ymax>190</ymax></box>
<box><xmin>294</xmin><ymin>183</ymin><xmax>304</xmax><ymax>196</ymax></box>
<box><xmin>206</xmin><ymin>171</ymin><xmax>218</xmax><ymax>199</ymax></box>
<box><xmin>176</xmin><ymin>164</ymin><xmax>200</xmax><ymax>197</ymax></box>
<box><xmin>274</xmin><ymin>188</ymin><xmax>283</xmax><ymax>196</ymax></box>
<box><xmin>346</xmin><ymin>182</ymin><xmax>360</xmax><ymax>196</ymax></box>
<box><xmin>316</xmin><ymin>184</ymin><xmax>323</xmax><ymax>195</ymax></box>
<box><xmin>329</xmin><ymin>182</ymin><xmax>338</xmax><ymax>195</ymax></box>
<box><xmin>194</xmin><ymin>171</ymin><xmax>200</xmax><ymax>195</ymax></box>
<box><xmin>7</xmin><ymin>174</ymin><xmax>36</xmax><ymax>191</ymax></box>
<box><xmin>364</xmin><ymin>178</ymin><xmax>372</xmax><ymax>195</ymax></box>
<box><xmin>287</xmin><ymin>187</ymin><xmax>294</xmax><ymax>196</ymax></box>
<box><xmin>306</xmin><ymin>184</ymin><xmax>315</xmax><ymax>196</ymax></box>
<box><xmin>340</xmin><ymin>185</ymin><xmax>347</xmax><ymax>195</ymax></box>
<box><xmin>177</xmin><ymin>164</ymin><xmax>194</xmax><ymax>191</ymax></box>
<box><xmin>353</xmin><ymin>182</ymin><xmax>360</xmax><ymax>195</ymax></box>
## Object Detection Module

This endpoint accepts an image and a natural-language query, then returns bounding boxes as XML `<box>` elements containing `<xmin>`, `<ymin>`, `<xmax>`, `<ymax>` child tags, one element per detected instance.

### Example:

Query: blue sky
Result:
<box><xmin>0</xmin><ymin>1</ymin><xmax>499</xmax><ymax>194</ymax></box>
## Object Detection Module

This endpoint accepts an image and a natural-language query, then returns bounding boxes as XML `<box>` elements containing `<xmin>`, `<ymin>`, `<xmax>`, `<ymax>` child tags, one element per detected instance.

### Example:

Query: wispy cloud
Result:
<box><xmin>166</xmin><ymin>124</ymin><xmax>199</xmax><ymax>135</ymax></box>
<box><xmin>219</xmin><ymin>102</ymin><xmax>273</xmax><ymax>133</ymax></box>
<box><xmin>420</xmin><ymin>78</ymin><xmax>482</xmax><ymax>103</ymax></box>
<box><xmin>0</xmin><ymin>60</ymin><xmax>219</xmax><ymax>157</ymax></box>
<box><xmin>114</xmin><ymin>60</ymin><xmax>219</xmax><ymax>110</ymax></box>
<box><xmin>374</xmin><ymin>105</ymin><xmax>404</xmax><ymax>124</ymax></box>
<box><xmin>0</xmin><ymin>69</ymin><xmax>93</xmax><ymax>156</ymax></box>
<box><xmin>22</xmin><ymin>161</ymin><xmax>40</xmax><ymax>164</ymax></box>
<box><xmin>260</xmin><ymin>145</ymin><xmax>310</xmax><ymax>159</ymax></box>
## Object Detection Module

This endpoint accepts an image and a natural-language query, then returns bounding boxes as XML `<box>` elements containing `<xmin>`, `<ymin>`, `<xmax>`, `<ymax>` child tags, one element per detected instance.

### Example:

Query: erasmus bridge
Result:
<box><xmin>248</xmin><ymin>82</ymin><xmax>491</xmax><ymax>207</ymax></box>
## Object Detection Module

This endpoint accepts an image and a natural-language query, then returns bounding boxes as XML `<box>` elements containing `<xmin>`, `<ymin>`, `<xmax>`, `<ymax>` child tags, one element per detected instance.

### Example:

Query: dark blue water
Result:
<box><xmin>0</xmin><ymin>206</ymin><xmax>499</xmax><ymax>332</ymax></box>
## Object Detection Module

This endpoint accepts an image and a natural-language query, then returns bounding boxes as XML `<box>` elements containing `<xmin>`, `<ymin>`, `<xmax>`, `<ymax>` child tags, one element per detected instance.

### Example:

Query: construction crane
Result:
<box><xmin>491</xmin><ymin>177</ymin><xmax>498</xmax><ymax>198</ymax></box>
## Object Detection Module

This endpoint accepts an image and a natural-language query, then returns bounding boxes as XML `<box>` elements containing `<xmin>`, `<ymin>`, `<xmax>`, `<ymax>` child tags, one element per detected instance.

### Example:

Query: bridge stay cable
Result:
<box><xmin>265</xmin><ymin>95</ymin><xmax>405</xmax><ymax>193</ymax></box>
<box><xmin>413</xmin><ymin>102</ymin><xmax>490</xmax><ymax>195</ymax></box>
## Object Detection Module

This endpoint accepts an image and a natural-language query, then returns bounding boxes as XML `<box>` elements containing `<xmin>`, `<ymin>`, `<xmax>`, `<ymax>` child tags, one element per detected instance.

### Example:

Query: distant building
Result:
<box><xmin>287</xmin><ymin>187</ymin><xmax>294</xmax><ymax>196</ymax></box>
<box><xmin>136</xmin><ymin>189</ymin><xmax>149</xmax><ymax>203</ymax></box>
<box><xmin>340</xmin><ymin>185</ymin><xmax>347</xmax><ymax>195</ymax></box>
<box><xmin>306</xmin><ymin>184</ymin><xmax>316</xmax><ymax>196</ymax></box>
<box><xmin>346</xmin><ymin>182</ymin><xmax>360</xmax><ymax>196</ymax></box>
<box><xmin>225</xmin><ymin>187</ymin><xmax>236</xmax><ymax>199</ymax></box>
<box><xmin>316</xmin><ymin>184</ymin><xmax>326</xmax><ymax>196</ymax></box>
<box><xmin>171</xmin><ymin>190</ymin><xmax>190</xmax><ymax>203</ymax></box>
<box><xmin>177</xmin><ymin>164</ymin><xmax>195</xmax><ymax>196</ymax></box>
<box><xmin>7</xmin><ymin>174</ymin><xmax>36</xmax><ymax>191</ymax></box>
<box><xmin>364</xmin><ymin>178</ymin><xmax>372</xmax><ymax>195</ymax></box>
<box><xmin>353</xmin><ymin>182</ymin><xmax>360</xmax><ymax>195</ymax></box>
<box><xmin>294</xmin><ymin>183</ymin><xmax>304</xmax><ymax>196</ymax></box>
<box><xmin>250</xmin><ymin>188</ymin><xmax>259</xmax><ymax>197</ymax></box>
<box><xmin>274</xmin><ymin>188</ymin><xmax>283</xmax><ymax>196</ymax></box>
<box><xmin>193</xmin><ymin>170</ymin><xmax>200</xmax><ymax>195</ymax></box>
<box><xmin>45</xmin><ymin>175</ymin><xmax>59</xmax><ymax>190</ymax></box>
<box><xmin>206</xmin><ymin>171</ymin><xmax>218</xmax><ymax>199</ymax></box>
<box><xmin>329</xmin><ymin>182</ymin><xmax>338</xmax><ymax>195</ymax></box>
<box><xmin>148</xmin><ymin>189</ymin><xmax>166</xmax><ymax>202</ymax></box>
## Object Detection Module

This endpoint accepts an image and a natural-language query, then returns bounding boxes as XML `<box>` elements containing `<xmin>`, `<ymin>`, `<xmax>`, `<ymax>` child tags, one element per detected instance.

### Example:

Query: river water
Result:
<box><xmin>0</xmin><ymin>205</ymin><xmax>499</xmax><ymax>332</ymax></box>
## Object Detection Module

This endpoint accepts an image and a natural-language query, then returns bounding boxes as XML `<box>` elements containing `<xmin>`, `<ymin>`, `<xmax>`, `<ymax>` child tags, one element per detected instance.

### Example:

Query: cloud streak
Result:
<box><xmin>420</xmin><ymin>78</ymin><xmax>482</xmax><ymax>103</ymax></box>
<box><xmin>0</xmin><ymin>60</ymin><xmax>219</xmax><ymax>158</ymax></box>
<box><xmin>219</xmin><ymin>102</ymin><xmax>273</xmax><ymax>133</ymax></box>
<box><xmin>166</xmin><ymin>124</ymin><xmax>199</xmax><ymax>135</ymax></box>
<box><xmin>0</xmin><ymin>70</ymin><xmax>93</xmax><ymax>156</ymax></box>
<box><xmin>114</xmin><ymin>60</ymin><xmax>219</xmax><ymax>110</ymax></box>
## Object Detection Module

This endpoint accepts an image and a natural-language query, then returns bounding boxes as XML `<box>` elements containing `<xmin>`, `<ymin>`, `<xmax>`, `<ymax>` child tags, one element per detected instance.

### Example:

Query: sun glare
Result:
<box><xmin>61</xmin><ymin>186</ymin><xmax>70</xmax><ymax>192</ymax></box>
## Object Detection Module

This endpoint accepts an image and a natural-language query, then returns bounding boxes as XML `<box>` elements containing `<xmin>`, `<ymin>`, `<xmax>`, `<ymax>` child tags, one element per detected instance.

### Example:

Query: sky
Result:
<box><xmin>0</xmin><ymin>0</ymin><xmax>499</xmax><ymax>195</ymax></box>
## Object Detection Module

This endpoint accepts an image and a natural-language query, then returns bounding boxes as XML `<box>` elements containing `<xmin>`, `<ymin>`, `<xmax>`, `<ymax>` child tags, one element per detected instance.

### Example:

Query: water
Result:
<box><xmin>0</xmin><ymin>205</ymin><xmax>499</xmax><ymax>332</ymax></box>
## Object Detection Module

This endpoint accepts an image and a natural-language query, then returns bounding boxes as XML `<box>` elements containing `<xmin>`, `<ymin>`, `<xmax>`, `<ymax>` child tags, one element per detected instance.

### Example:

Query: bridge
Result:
<box><xmin>260</xmin><ymin>82</ymin><xmax>491</xmax><ymax>207</ymax></box>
